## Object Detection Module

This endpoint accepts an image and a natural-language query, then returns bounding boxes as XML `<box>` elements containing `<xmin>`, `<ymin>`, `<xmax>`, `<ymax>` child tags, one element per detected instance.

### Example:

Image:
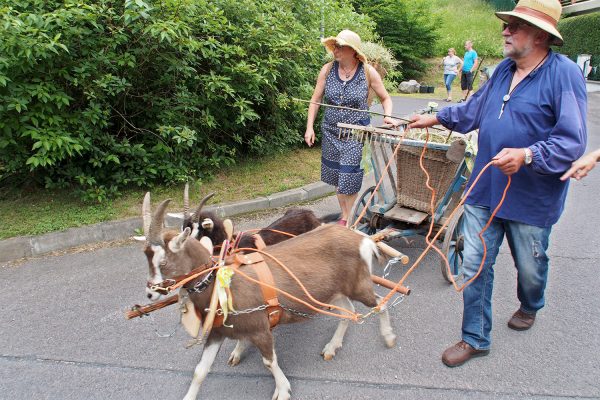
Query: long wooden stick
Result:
<box><xmin>292</xmin><ymin>98</ymin><xmax>446</xmax><ymax>132</ymax></box>
<box><xmin>125</xmin><ymin>295</ymin><xmax>179</xmax><ymax>319</ymax></box>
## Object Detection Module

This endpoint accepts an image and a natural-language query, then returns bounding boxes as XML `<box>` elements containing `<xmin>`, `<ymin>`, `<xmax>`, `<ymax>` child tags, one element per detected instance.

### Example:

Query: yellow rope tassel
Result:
<box><xmin>216</xmin><ymin>267</ymin><xmax>235</xmax><ymax>327</ymax></box>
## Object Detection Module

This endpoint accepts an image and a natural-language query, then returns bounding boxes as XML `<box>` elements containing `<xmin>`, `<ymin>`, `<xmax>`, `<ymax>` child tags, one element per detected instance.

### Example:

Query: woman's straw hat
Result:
<box><xmin>321</xmin><ymin>30</ymin><xmax>368</xmax><ymax>64</ymax></box>
<box><xmin>495</xmin><ymin>0</ymin><xmax>563</xmax><ymax>46</ymax></box>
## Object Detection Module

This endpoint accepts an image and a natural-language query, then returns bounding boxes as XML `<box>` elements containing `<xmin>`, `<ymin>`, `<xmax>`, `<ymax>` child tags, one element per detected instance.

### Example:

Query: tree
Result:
<box><xmin>353</xmin><ymin>0</ymin><xmax>439</xmax><ymax>79</ymax></box>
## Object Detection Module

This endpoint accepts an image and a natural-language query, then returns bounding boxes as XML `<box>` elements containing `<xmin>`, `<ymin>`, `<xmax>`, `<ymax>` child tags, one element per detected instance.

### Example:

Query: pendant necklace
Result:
<box><xmin>498</xmin><ymin>51</ymin><xmax>549</xmax><ymax>119</ymax></box>
<box><xmin>340</xmin><ymin>61</ymin><xmax>358</xmax><ymax>81</ymax></box>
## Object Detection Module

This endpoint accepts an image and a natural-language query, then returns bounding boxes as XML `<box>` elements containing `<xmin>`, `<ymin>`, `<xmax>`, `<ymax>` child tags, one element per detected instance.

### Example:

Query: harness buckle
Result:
<box><xmin>150</xmin><ymin>278</ymin><xmax>176</xmax><ymax>294</ymax></box>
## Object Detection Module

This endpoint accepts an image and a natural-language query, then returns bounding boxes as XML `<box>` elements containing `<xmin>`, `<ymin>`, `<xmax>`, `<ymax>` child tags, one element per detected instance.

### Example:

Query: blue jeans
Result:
<box><xmin>443</xmin><ymin>73</ymin><xmax>456</xmax><ymax>91</ymax></box>
<box><xmin>461</xmin><ymin>204</ymin><xmax>551</xmax><ymax>350</ymax></box>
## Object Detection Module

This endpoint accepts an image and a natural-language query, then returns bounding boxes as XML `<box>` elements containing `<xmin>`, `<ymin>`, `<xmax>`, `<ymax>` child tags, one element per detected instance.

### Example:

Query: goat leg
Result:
<box><xmin>250</xmin><ymin>331</ymin><xmax>291</xmax><ymax>400</ymax></box>
<box><xmin>375</xmin><ymin>294</ymin><xmax>397</xmax><ymax>348</ymax></box>
<box><xmin>321</xmin><ymin>295</ymin><xmax>355</xmax><ymax>361</ymax></box>
<box><xmin>183</xmin><ymin>334</ymin><xmax>224</xmax><ymax>400</ymax></box>
<box><xmin>228</xmin><ymin>339</ymin><xmax>249</xmax><ymax>367</ymax></box>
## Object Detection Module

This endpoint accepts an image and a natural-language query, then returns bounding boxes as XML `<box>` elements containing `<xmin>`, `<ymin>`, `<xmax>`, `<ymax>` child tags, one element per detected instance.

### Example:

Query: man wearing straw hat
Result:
<box><xmin>305</xmin><ymin>29</ymin><xmax>395</xmax><ymax>226</ymax></box>
<box><xmin>409</xmin><ymin>0</ymin><xmax>587</xmax><ymax>367</ymax></box>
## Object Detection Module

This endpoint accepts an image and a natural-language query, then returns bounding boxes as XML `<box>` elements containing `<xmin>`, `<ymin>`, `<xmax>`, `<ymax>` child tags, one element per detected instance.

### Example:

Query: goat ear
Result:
<box><xmin>199</xmin><ymin>236</ymin><xmax>213</xmax><ymax>254</ymax></box>
<box><xmin>201</xmin><ymin>218</ymin><xmax>214</xmax><ymax>232</ymax></box>
<box><xmin>170</xmin><ymin>227</ymin><xmax>191</xmax><ymax>252</ymax></box>
<box><xmin>223</xmin><ymin>219</ymin><xmax>234</xmax><ymax>241</ymax></box>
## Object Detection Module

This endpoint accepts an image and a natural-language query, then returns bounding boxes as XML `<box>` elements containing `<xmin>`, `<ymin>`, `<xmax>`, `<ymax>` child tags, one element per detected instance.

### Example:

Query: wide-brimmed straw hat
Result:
<box><xmin>496</xmin><ymin>0</ymin><xmax>563</xmax><ymax>46</ymax></box>
<box><xmin>321</xmin><ymin>30</ymin><xmax>368</xmax><ymax>64</ymax></box>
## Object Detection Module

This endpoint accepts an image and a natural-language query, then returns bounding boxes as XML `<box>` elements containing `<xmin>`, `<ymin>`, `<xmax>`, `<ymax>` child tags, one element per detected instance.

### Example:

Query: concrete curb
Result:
<box><xmin>0</xmin><ymin>182</ymin><xmax>335</xmax><ymax>263</ymax></box>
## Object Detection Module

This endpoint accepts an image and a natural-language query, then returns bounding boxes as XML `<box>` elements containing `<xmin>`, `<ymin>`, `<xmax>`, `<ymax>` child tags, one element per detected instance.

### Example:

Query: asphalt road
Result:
<box><xmin>1</xmin><ymin>94</ymin><xmax>599</xmax><ymax>400</ymax></box>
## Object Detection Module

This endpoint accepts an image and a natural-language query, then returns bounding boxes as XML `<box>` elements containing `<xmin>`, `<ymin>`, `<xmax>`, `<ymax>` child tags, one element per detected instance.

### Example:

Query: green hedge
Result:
<box><xmin>559</xmin><ymin>12</ymin><xmax>600</xmax><ymax>55</ymax></box>
<box><xmin>0</xmin><ymin>0</ymin><xmax>377</xmax><ymax>201</ymax></box>
<box><xmin>558</xmin><ymin>12</ymin><xmax>600</xmax><ymax>81</ymax></box>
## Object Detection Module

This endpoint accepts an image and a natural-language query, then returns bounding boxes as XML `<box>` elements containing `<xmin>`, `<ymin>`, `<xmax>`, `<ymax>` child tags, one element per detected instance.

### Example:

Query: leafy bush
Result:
<box><xmin>353</xmin><ymin>0</ymin><xmax>439</xmax><ymax>80</ymax></box>
<box><xmin>0</xmin><ymin>0</ymin><xmax>373</xmax><ymax>201</ymax></box>
<box><xmin>558</xmin><ymin>12</ymin><xmax>600</xmax><ymax>56</ymax></box>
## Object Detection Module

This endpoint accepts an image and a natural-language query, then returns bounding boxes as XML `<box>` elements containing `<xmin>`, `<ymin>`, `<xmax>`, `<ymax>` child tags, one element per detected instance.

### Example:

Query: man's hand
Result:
<box><xmin>408</xmin><ymin>114</ymin><xmax>439</xmax><ymax>129</ymax></box>
<box><xmin>491</xmin><ymin>148</ymin><xmax>526</xmax><ymax>175</ymax></box>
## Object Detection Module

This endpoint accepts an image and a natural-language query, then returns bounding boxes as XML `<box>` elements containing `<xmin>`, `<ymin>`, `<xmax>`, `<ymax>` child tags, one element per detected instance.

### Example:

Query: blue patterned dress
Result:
<box><xmin>321</xmin><ymin>61</ymin><xmax>370</xmax><ymax>195</ymax></box>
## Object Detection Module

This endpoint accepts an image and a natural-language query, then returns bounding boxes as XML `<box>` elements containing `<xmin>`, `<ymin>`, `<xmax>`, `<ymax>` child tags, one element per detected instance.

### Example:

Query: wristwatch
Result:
<box><xmin>523</xmin><ymin>147</ymin><xmax>533</xmax><ymax>165</ymax></box>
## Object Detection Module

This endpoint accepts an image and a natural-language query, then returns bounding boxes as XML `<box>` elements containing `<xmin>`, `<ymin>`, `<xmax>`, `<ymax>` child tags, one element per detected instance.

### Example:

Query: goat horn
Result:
<box><xmin>148</xmin><ymin>199</ymin><xmax>171</xmax><ymax>245</ymax></box>
<box><xmin>142</xmin><ymin>192</ymin><xmax>151</xmax><ymax>242</ymax></box>
<box><xmin>183</xmin><ymin>183</ymin><xmax>190</xmax><ymax>221</ymax></box>
<box><xmin>192</xmin><ymin>192</ymin><xmax>215</xmax><ymax>223</ymax></box>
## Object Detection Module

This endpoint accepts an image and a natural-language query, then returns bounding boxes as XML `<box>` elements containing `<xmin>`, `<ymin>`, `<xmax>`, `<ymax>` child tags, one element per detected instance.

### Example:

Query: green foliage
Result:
<box><xmin>558</xmin><ymin>12</ymin><xmax>600</xmax><ymax>81</ymax></box>
<box><xmin>558</xmin><ymin>12</ymin><xmax>600</xmax><ymax>56</ymax></box>
<box><xmin>0</xmin><ymin>0</ymin><xmax>372</xmax><ymax>201</ymax></box>
<box><xmin>432</xmin><ymin>0</ymin><xmax>504</xmax><ymax>59</ymax></box>
<box><xmin>353</xmin><ymin>0</ymin><xmax>439</xmax><ymax>80</ymax></box>
<box><xmin>483</xmin><ymin>0</ymin><xmax>516</xmax><ymax>12</ymax></box>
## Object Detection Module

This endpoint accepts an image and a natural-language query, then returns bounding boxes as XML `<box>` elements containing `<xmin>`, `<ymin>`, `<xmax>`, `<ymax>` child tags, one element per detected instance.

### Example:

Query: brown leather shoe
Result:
<box><xmin>442</xmin><ymin>341</ymin><xmax>489</xmax><ymax>367</ymax></box>
<box><xmin>508</xmin><ymin>309</ymin><xmax>536</xmax><ymax>331</ymax></box>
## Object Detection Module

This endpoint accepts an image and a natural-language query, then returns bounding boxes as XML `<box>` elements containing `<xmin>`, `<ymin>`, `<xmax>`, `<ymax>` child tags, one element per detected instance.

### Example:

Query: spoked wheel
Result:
<box><xmin>349</xmin><ymin>186</ymin><xmax>382</xmax><ymax>235</ymax></box>
<box><xmin>440</xmin><ymin>204</ymin><xmax>465</xmax><ymax>283</ymax></box>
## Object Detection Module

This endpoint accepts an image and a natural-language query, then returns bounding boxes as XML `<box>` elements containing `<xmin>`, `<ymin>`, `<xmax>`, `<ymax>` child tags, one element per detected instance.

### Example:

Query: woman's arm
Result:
<box><xmin>304</xmin><ymin>64</ymin><xmax>329</xmax><ymax>146</ymax></box>
<box><xmin>367</xmin><ymin>65</ymin><xmax>396</xmax><ymax>125</ymax></box>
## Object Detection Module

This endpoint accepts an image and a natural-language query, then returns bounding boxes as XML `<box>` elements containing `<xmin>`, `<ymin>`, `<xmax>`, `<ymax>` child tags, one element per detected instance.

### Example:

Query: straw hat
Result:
<box><xmin>321</xmin><ymin>30</ymin><xmax>368</xmax><ymax>64</ymax></box>
<box><xmin>496</xmin><ymin>0</ymin><xmax>563</xmax><ymax>46</ymax></box>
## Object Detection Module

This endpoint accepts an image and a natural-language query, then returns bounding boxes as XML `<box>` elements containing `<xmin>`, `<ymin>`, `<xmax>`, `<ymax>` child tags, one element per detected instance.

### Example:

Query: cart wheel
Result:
<box><xmin>441</xmin><ymin>205</ymin><xmax>465</xmax><ymax>283</ymax></box>
<box><xmin>349</xmin><ymin>186</ymin><xmax>381</xmax><ymax>235</ymax></box>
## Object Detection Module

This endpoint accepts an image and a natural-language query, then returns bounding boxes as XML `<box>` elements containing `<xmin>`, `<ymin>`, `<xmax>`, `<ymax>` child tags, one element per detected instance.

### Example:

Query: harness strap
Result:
<box><xmin>210</xmin><ymin>251</ymin><xmax>282</xmax><ymax>329</ymax></box>
<box><xmin>250</xmin><ymin>260</ymin><xmax>282</xmax><ymax>329</ymax></box>
<box><xmin>252</xmin><ymin>234</ymin><xmax>267</xmax><ymax>250</ymax></box>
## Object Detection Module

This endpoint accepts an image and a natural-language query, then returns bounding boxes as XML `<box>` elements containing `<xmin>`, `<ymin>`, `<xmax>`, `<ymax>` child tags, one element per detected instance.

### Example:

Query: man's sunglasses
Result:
<box><xmin>334</xmin><ymin>43</ymin><xmax>348</xmax><ymax>50</ymax></box>
<box><xmin>502</xmin><ymin>21</ymin><xmax>532</xmax><ymax>34</ymax></box>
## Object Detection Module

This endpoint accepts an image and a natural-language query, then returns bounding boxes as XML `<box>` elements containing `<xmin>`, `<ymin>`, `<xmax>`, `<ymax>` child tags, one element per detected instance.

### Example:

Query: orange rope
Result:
<box><xmin>376</xmin><ymin>158</ymin><xmax>511</xmax><ymax>309</ymax></box>
<box><xmin>418</xmin><ymin>129</ymin><xmax>512</xmax><ymax>292</ymax></box>
<box><xmin>350</xmin><ymin>131</ymin><xmax>406</xmax><ymax>230</ymax></box>
<box><xmin>236</xmin><ymin>228</ymin><xmax>297</xmax><ymax>238</ymax></box>
<box><xmin>233</xmin><ymin>247</ymin><xmax>360</xmax><ymax>321</ymax></box>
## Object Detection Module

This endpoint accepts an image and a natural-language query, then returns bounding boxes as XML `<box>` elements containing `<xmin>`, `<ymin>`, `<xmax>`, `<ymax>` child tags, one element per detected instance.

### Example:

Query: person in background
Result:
<box><xmin>442</xmin><ymin>48</ymin><xmax>463</xmax><ymax>102</ymax></box>
<box><xmin>459</xmin><ymin>40</ymin><xmax>479</xmax><ymax>102</ymax></box>
<box><xmin>304</xmin><ymin>29</ymin><xmax>395</xmax><ymax>227</ymax></box>
<box><xmin>561</xmin><ymin>148</ymin><xmax>600</xmax><ymax>181</ymax></box>
<box><xmin>409</xmin><ymin>0</ymin><xmax>587</xmax><ymax>367</ymax></box>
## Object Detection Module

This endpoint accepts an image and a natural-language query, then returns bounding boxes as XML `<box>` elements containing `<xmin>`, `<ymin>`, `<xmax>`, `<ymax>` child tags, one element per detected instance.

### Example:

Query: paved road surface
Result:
<box><xmin>1</xmin><ymin>94</ymin><xmax>599</xmax><ymax>400</ymax></box>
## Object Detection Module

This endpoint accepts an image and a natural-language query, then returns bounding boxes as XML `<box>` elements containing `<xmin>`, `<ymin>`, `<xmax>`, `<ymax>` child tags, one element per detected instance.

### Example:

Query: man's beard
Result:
<box><xmin>503</xmin><ymin>41</ymin><xmax>534</xmax><ymax>59</ymax></box>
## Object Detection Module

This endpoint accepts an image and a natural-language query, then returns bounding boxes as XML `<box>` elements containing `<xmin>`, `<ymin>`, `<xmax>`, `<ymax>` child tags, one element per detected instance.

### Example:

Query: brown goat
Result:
<box><xmin>236</xmin><ymin>207</ymin><xmax>340</xmax><ymax>249</ymax></box>
<box><xmin>141</xmin><ymin>193</ymin><xmax>396</xmax><ymax>400</ymax></box>
<box><xmin>180</xmin><ymin>185</ymin><xmax>339</xmax><ymax>250</ymax></box>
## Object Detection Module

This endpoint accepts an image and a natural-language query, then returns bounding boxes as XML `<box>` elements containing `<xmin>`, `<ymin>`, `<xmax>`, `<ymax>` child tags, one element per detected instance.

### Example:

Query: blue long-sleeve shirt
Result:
<box><xmin>437</xmin><ymin>51</ymin><xmax>587</xmax><ymax>227</ymax></box>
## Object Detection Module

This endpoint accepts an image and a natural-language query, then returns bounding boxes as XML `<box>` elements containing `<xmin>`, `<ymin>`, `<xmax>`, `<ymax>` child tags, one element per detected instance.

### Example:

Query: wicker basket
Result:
<box><xmin>396</xmin><ymin>144</ymin><xmax>461</xmax><ymax>213</ymax></box>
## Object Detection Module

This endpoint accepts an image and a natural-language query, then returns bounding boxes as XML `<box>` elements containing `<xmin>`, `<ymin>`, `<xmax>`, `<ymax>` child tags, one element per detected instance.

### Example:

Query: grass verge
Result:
<box><xmin>0</xmin><ymin>146</ymin><xmax>323</xmax><ymax>240</ymax></box>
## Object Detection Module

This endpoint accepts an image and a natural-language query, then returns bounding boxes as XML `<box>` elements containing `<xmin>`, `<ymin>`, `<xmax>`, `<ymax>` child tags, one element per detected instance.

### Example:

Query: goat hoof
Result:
<box><xmin>384</xmin><ymin>334</ymin><xmax>397</xmax><ymax>348</ymax></box>
<box><xmin>228</xmin><ymin>353</ymin><xmax>241</xmax><ymax>366</ymax></box>
<box><xmin>272</xmin><ymin>388</ymin><xmax>291</xmax><ymax>400</ymax></box>
<box><xmin>320</xmin><ymin>345</ymin><xmax>338</xmax><ymax>361</ymax></box>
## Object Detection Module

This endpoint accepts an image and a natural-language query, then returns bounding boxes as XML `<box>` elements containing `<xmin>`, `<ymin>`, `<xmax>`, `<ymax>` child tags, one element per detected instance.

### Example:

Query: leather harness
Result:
<box><xmin>202</xmin><ymin>242</ymin><xmax>282</xmax><ymax>330</ymax></box>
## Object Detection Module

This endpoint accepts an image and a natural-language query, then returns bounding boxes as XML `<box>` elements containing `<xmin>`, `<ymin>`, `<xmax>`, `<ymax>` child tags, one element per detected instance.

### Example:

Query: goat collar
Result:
<box><xmin>184</xmin><ymin>269</ymin><xmax>215</xmax><ymax>294</ymax></box>
<box><xmin>149</xmin><ymin>259</ymin><xmax>216</xmax><ymax>295</ymax></box>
